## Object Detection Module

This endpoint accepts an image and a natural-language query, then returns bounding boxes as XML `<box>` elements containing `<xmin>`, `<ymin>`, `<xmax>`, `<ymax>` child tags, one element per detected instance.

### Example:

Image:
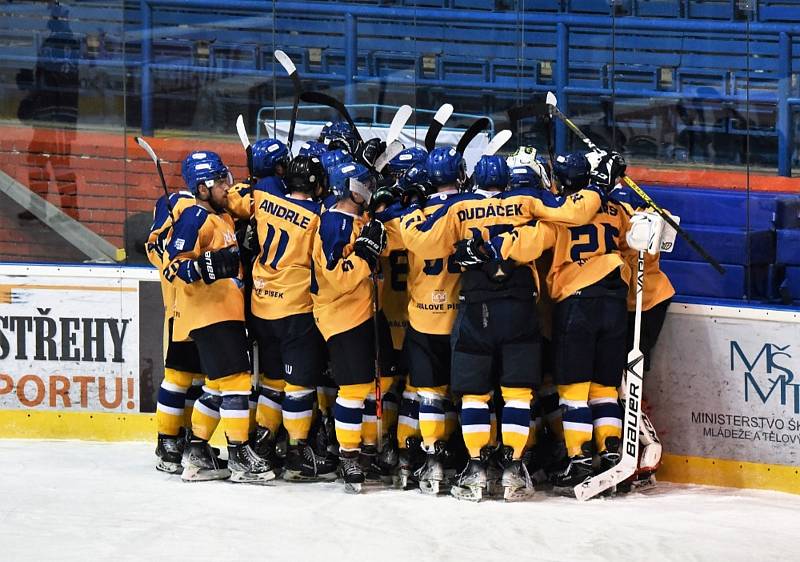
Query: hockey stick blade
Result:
<box><xmin>387</xmin><ymin>104</ymin><xmax>413</xmax><ymax>145</ymax></box>
<box><xmin>235</xmin><ymin>114</ymin><xmax>251</xmax><ymax>150</ymax></box>
<box><xmin>134</xmin><ymin>136</ymin><xmax>175</xmax><ymax>224</ymax></box>
<box><xmin>300</xmin><ymin>91</ymin><xmax>363</xmax><ymax>142</ymax></box>
<box><xmin>456</xmin><ymin>117</ymin><xmax>491</xmax><ymax>155</ymax></box>
<box><xmin>374</xmin><ymin>140</ymin><xmax>404</xmax><ymax>173</ymax></box>
<box><xmin>274</xmin><ymin>49</ymin><xmax>296</xmax><ymax>77</ymax></box>
<box><xmin>275</xmin><ymin>50</ymin><xmax>303</xmax><ymax>150</ymax></box>
<box><xmin>135</xmin><ymin>136</ymin><xmax>159</xmax><ymax>165</ymax></box>
<box><xmin>545</xmin><ymin>91</ymin><xmax>558</xmax><ymax>111</ymax></box>
<box><xmin>483</xmin><ymin>129</ymin><xmax>512</xmax><ymax>156</ymax></box>
<box><xmin>424</xmin><ymin>103</ymin><xmax>454</xmax><ymax>151</ymax></box>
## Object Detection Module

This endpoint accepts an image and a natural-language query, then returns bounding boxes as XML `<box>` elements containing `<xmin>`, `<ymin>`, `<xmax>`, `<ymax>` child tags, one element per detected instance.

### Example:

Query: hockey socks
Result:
<box><xmin>558</xmin><ymin>382</ymin><xmax>593</xmax><ymax>458</ymax></box>
<box><xmin>256</xmin><ymin>376</ymin><xmax>285</xmax><ymax>436</ymax></box>
<box><xmin>418</xmin><ymin>386</ymin><xmax>448</xmax><ymax>450</ymax></box>
<box><xmin>283</xmin><ymin>384</ymin><xmax>316</xmax><ymax>442</ymax></box>
<box><xmin>588</xmin><ymin>383</ymin><xmax>623</xmax><ymax>452</ymax></box>
<box><xmin>156</xmin><ymin>368</ymin><xmax>197</xmax><ymax>437</ymax></box>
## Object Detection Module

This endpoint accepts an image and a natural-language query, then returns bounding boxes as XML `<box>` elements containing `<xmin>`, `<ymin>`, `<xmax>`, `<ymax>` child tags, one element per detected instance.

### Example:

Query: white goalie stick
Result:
<box><xmin>574</xmin><ymin>251</ymin><xmax>645</xmax><ymax>501</ymax></box>
<box><xmin>274</xmin><ymin>49</ymin><xmax>302</xmax><ymax>151</ymax></box>
<box><xmin>424</xmin><ymin>103</ymin><xmax>454</xmax><ymax>151</ymax></box>
<box><xmin>135</xmin><ymin>136</ymin><xmax>175</xmax><ymax>225</ymax></box>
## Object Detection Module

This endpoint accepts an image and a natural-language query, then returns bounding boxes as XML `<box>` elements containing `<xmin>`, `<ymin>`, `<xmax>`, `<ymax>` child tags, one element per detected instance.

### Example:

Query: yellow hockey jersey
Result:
<box><xmin>491</xmin><ymin>196</ymin><xmax>631</xmax><ymax>302</ymax></box>
<box><xmin>610</xmin><ymin>186</ymin><xmax>676</xmax><ymax>311</ymax></box>
<box><xmin>165</xmin><ymin>205</ymin><xmax>244</xmax><ymax>341</ymax></box>
<box><xmin>146</xmin><ymin>191</ymin><xmax>196</xmax><ymax>319</ymax></box>
<box><xmin>250</xmin><ymin>177</ymin><xmax>322</xmax><ymax>320</ymax></box>
<box><xmin>311</xmin><ymin>207</ymin><xmax>374</xmax><ymax>340</ymax></box>
<box><xmin>401</xmin><ymin>186</ymin><xmax>604</xmax><ymax>261</ymax></box>
<box><xmin>397</xmin><ymin>191</ymin><xmax>484</xmax><ymax>335</ymax></box>
<box><xmin>376</xmin><ymin>204</ymin><xmax>410</xmax><ymax>348</ymax></box>
<box><xmin>225</xmin><ymin>181</ymin><xmax>255</xmax><ymax>221</ymax></box>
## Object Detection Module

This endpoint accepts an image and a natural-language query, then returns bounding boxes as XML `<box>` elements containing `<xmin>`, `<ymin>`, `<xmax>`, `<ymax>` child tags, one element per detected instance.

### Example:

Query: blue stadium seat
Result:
<box><xmin>776</xmin><ymin>229</ymin><xmax>800</xmax><ymax>265</ymax></box>
<box><xmin>663</xmin><ymin>226</ymin><xmax>775</xmax><ymax>265</ymax></box>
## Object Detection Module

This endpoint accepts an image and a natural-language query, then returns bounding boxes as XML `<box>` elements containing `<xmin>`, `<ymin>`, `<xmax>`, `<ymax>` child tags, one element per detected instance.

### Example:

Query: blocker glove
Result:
<box><xmin>369</xmin><ymin>181</ymin><xmax>400</xmax><ymax>214</ymax></box>
<box><xmin>626</xmin><ymin>211</ymin><xmax>664</xmax><ymax>256</ymax></box>
<box><xmin>195</xmin><ymin>246</ymin><xmax>241</xmax><ymax>283</ymax></box>
<box><xmin>353</xmin><ymin>220</ymin><xmax>387</xmax><ymax>270</ymax></box>
<box><xmin>452</xmin><ymin>236</ymin><xmax>497</xmax><ymax>267</ymax></box>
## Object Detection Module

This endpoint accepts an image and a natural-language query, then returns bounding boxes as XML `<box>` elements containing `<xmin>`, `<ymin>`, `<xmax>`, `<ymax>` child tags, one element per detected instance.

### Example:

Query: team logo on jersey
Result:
<box><xmin>174</xmin><ymin>238</ymin><xmax>185</xmax><ymax>250</ymax></box>
<box><xmin>432</xmin><ymin>290</ymin><xmax>446</xmax><ymax>304</ymax></box>
<box><xmin>284</xmin><ymin>364</ymin><xmax>293</xmax><ymax>376</ymax></box>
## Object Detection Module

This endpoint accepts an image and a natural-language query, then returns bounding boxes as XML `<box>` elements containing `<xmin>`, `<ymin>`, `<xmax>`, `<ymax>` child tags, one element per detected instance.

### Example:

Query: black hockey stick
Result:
<box><xmin>456</xmin><ymin>117</ymin><xmax>491</xmax><ymax>155</ymax></box>
<box><xmin>274</xmin><ymin>50</ymin><xmax>302</xmax><ymax>151</ymax></box>
<box><xmin>424</xmin><ymin>103</ymin><xmax>454</xmax><ymax>151</ymax></box>
<box><xmin>135</xmin><ymin>136</ymin><xmax>175</xmax><ymax>225</ymax></box>
<box><xmin>300</xmin><ymin>90</ymin><xmax>364</xmax><ymax>143</ymax></box>
<box><xmin>545</xmin><ymin>91</ymin><xmax>725</xmax><ymax>275</ymax></box>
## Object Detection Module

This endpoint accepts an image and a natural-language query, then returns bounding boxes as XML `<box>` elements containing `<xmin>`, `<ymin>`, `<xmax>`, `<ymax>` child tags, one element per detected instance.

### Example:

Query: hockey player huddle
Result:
<box><xmin>146</xmin><ymin>117</ymin><xmax>672</xmax><ymax>501</ymax></box>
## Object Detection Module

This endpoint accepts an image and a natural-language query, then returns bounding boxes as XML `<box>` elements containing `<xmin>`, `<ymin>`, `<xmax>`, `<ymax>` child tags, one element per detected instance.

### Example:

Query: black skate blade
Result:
<box><xmin>229</xmin><ymin>469</ymin><xmax>276</xmax><ymax>484</ymax></box>
<box><xmin>180</xmin><ymin>466</ymin><xmax>231</xmax><ymax>482</ymax></box>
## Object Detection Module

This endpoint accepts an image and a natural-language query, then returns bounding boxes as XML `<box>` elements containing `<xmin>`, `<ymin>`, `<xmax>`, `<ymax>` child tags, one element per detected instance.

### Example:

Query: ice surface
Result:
<box><xmin>1</xmin><ymin>440</ymin><xmax>796</xmax><ymax>562</ymax></box>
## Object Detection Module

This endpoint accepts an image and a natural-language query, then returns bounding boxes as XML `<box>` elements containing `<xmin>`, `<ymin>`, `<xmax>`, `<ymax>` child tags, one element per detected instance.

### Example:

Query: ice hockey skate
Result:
<box><xmin>227</xmin><ymin>441</ymin><xmax>276</xmax><ymax>484</ymax></box>
<box><xmin>155</xmin><ymin>433</ymin><xmax>183</xmax><ymax>474</ymax></box>
<box><xmin>499</xmin><ymin>446</ymin><xmax>534</xmax><ymax>501</ymax></box>
<box><xmin>414</xmin><ymin>440</ymin><xmax>447</xmax><ymax>495</ymax></box>
<box><xmin>339</xmin><ymin>449</ymin><xmax>365</xmax><ymax>494</ymax></box>
<box><xmin>393</xmin><ymin>436</ymin><xmax>425</xmax><ymax>490</ymax></box>
<box><xmin>283</xmin><ymin>440</ymin><xmax>338</xmax><ymax>482</ymax></box>
<box><xmin>181</xmin><ymin>434</ymin><xmax>231</xmax><ymax>482</ymax></box>
<box><xmin>450</xmin><ymin>455</ymin><xmax>488</xmax><ymax>502</ymax></box>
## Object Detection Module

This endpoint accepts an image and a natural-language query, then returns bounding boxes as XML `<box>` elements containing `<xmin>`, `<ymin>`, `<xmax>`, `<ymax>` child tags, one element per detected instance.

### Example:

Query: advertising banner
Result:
<box><xmin>648</xmin><ymin>304</ymin><xmax>800</xmax><ymax>467</ymax></box>
<box><xmin>0</xmin><ymin>270</ymin><xmax>143</xmax><ymax>413</ymax></box>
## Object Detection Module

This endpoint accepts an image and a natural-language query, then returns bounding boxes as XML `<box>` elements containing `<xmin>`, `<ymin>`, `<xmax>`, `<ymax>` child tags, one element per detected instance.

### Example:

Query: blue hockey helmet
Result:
<box><xmin>508</xmin><ymin>165</ymin><xmax>543</xmax><ymax>190</ymax></box>
<box><xmin>251</xmin><ymin>138</ymin><xmax>290</xmax><ymax>178</ymax></box>
<box><xmin>320</xmin><ymin>148</ymin><xmax>353</xmax><ymax>176</ymax></box>
<box><xmin>298</xmin><ymin>140</ymin><xmax>327</xmax><ymax>157</ymax></box>
<box><xmin>319</xmin><ymin>120</ymin><xmax>353</xmax><ymax>142</ymax></box>
<box><xmin>181</xmin><ymin>151</ymin><xmax>232</xmax><ymax>194</ymax></box>
<box><xmin>552</xmin><ymin>152</ymin><xmax>591</xmax><ymax>194</ymax></box>
<box><xmin>387</xmin><ymin>147</ymin><xmax>428</xmax><ymax>178</ymax></box>
<box><xmin>473</xmin><ymin>155</ymin><xmax>510</xmax><ymax>191</ymax></box>
<box><xmin>328</xmin><ymin>161</ymin><xmax>375</xmax><ymax>205</ymax></box>
<box><xmin>426</xmin><ymin>146</ymin><xmax>466</xmax><ymax>188</ymax></box>
<box><xmin>397</xmin><ymin>161</ymin><xmax>432</xmax><ymax>194</ymax></box>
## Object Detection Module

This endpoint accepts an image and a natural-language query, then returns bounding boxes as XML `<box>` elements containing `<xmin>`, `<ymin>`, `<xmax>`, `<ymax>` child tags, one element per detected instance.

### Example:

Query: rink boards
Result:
<box><xmin>0</xmin><ymin>264</ymin><xmax>798</xmax><ymax>495</ymax></box>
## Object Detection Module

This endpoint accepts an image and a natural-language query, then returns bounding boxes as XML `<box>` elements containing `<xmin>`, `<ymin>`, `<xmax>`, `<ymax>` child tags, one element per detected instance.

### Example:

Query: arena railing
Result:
<box><xmin>136</xmin><ymin>0</ymin><xmax>800</xmax><ymax>175</ymax></box>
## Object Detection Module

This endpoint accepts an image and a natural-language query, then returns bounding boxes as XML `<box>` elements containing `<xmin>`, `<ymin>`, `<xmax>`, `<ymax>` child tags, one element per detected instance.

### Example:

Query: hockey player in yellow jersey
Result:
<box><xmin>165</xmin><ymin>151</ymin><xmax>274</xmax><ymax>484</ymax></box>
<box><xmin>400</xmin><ymin>147</ymin><xmax>605</xmax><ymax>500</ymax></box>
<box><xmin>146</xmin><ymin>172</ymin><xmax>204</xmax><ymax>474</ymax></box>
<box><xmin>483</xmin><ymin>151</ymin><xmax>635</xmax><ymax>496</ymax></box>
<box><xmin>603</xmin><ymin>164</ymin><xmax>675</xmax><ymax>372</ymax></box>
<box><xmin>223</xmin><ymin>138</ymin><xmax>293</xmax><ymax>470</ymax></box>
<box><xmin>311</xmin><ymin>161</ymin><xmax>393</xmax><ymax>492</ymax></box>
<box><xmin>248</xmin><ymin>154</ymin><xmax>339</xmax><ymax>481</ymax></box>
<box><xmin>395</xmin><ymin>152</ymin><xmax>485</xmax><ymax>495</ymax></box>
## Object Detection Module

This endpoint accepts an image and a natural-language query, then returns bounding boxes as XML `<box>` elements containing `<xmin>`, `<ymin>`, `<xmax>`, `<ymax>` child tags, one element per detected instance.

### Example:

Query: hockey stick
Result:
<box><xmin>300</xmin><ymin>90</ymin><xmax>364</xmax><ymax>143</ymax></box>
<box><xmin>274</xmin><ymin>50</ymin><xmax>302</xmax><ymax>152</ymax></box>
<box><xmin>456</xmin><ymin>117</ymin><xmax>491</xmax><ymax>155</ymax></box>
<box><xmin>424</xmin><ymin>103</ymin><xmax>454</xmax><ymax>151</ymax></box>
<box><xmin>544</xmin><ymin>91</ymin><xmax>724</xmax><ymax>275</ymax></box>
<box><xmin>483</xmin><ymin>129</ymin><xmax>512</xmax><ymax>157</ymax></box>
<box><xmin>235</xmin><ymin>114</ymin><xmax>255</xmax><ymax>184</ymax></box>
<box><xmin>545</xmin><ymin>102</ymin><xmax>556</xmax><ymax>187</ymax></box>
<box><xmin>135</xmin><ymin>136</ymin><xmax>175</xmax><ymax>225</ymax></box>
<box><xmin>387</xmin><ymin>104</ymin><xmax>413</xmax><ymax>145</ymax></box>
<box><xmin>574</xmin><ymin>251</ymin><xmax>645</xmax><ymax>501</ymax></box>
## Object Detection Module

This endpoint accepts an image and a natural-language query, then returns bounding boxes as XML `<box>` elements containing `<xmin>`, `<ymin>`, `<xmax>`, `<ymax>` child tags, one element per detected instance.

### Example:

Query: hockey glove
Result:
<box><xmin>357</xmin><ymin>138</ymin><xmax>387</xmax><ymax>169</ymax></box>
<box><xmin>626</xmin><ymin>211</ymin><xmax>664</xmax><ymax>255</ymax></box>
<box><xmin>353</xmin><ymin>220</ymin><xmax>387</xmax><ymax>270</ymax></box>
<box><xmin>369</xmin><ymin>181</ymin><xmax>400</xmax><ymax>214</ymax></box>
<box><xmin>195</xmin><ymin>246</ymin><xmax>241</xmax><ymax>284</ymax></box>
<box><xmin>400</xmin><ymin>182</ymin><xmax>427</xmax><ymax>209</ymax></box>
<box><xmin>591</xmin><ymin>151</ymin><xmax>627</xmax><ymax>192</ymax></box>
<box><xmin>452</xmin><ymin>236</ymin><xmax>497</xmax><ymax>267</ymax></box>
